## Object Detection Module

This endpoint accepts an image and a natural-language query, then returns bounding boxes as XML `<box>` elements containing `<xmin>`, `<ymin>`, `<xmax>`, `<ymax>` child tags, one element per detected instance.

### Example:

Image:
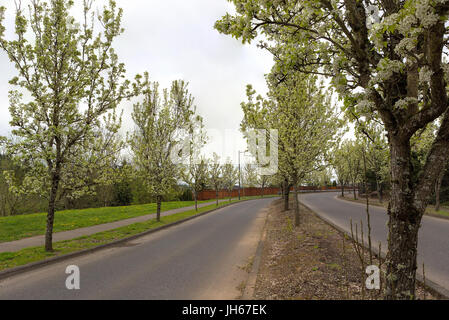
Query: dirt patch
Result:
<box><xmin>253</xmin><ymin>199</ymin><xmax>435</xmax><ymax>300</ymax></box>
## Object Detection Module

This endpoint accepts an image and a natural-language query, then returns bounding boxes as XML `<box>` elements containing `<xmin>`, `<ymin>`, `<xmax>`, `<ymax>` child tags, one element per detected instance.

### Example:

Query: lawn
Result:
<box><xmin>338</xmin><ymin>195</ymin><xmax>449</xmax><ymax>218</ymax></box>
<box><xmin>0</xmin><ymin>197</ymin><xmax>270</xmax><ymax>272</ymax></box>
<box><xmin>425</xmin><ymin>206</ymin><xmax>449</xmax><ymax>218</ymax></box>
<box><xmin>0</xmin><ymin>200</ymin><xmax>213</xmax><ymax>243</ymax></box>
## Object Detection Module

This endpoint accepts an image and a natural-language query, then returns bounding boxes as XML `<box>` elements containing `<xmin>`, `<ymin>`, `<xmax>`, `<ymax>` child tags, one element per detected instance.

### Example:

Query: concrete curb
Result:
<box><xmin>299</xmin><ymin>200</ymin><xmax>449</xmax><ymax>300</ymax></box>
<box><xmin>0</xmin><ymin>198</ymin><xmax>260</xmax><ymax>282</ymax></box>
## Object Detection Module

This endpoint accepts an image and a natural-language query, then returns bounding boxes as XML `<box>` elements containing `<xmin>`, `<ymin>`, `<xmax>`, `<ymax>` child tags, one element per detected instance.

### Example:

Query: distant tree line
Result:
<box><xmin>0</xmin><ymin>153</ymin><xmax>199</xmax><ymax>217</ymax></box>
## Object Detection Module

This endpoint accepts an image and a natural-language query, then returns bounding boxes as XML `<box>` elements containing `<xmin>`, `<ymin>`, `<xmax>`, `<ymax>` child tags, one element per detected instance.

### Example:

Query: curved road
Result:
<box><xmin>301</xmin><ymin>192</ymin><xmax>449</xmax><ymax>297</ymax></box>
<box><xmin>0</xmin><ymin>198</ymin><xmax>273</xmax><ymax>300</ymax></box>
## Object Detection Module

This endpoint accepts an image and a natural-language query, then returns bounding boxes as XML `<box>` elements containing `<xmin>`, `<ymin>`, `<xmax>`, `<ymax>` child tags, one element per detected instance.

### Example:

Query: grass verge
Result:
<box><xmin>0</xmin><ymin>199</ymin><xmax>215</xmax><ymax>243</ymax></box>
<box><xmin>0</xmin><ymin>196</ymin><xmax>272</xmax><ymax>272</ymax></box>
<box><xmin>338</xmin><ymin>194</ymin><xmax>449</xmax><ymax>219</ymax></box>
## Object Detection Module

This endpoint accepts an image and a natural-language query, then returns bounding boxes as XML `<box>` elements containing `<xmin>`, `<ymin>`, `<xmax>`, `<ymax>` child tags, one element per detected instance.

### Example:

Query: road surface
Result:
<box><xmin>301</xmin><ymin>192</ymin><xmax>449</xmax><ymax>296</ymax></box>
<box><xmin>0</xmin><ymin>198</ymin><xmax>273</xmax><ymax>300</ymax></box>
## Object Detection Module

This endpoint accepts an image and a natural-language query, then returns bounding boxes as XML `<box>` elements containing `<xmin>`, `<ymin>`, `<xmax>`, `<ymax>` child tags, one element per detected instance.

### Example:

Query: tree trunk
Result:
<box><xmin>283</xmin><ymin>180</ymin><xmax>289</xmax><ymax>211</ymax></box>
<box><xmin>216</xmin><ymin>188</ymin><xmax>219</xmax><ymax>206</ymax></box>
<box><xmin>353</xmin><ymin>180</ymin><xmax>357</xmax><ymax>200</ymax></box>
<box><xmin>379</xmin><ymin>184</ymin><xmax>383</xmax><ymax>203</ymax></box>
<box><xmin>341</xmin><ymin>183</ymin><xmax>345</xmax><ymax>197</ymax></box>
<box><xmin>385</xmin><ymin>140</ymin><xmax>423</xmax><ymax>300</ymax></box>
<box><xmin>156</xmin><ymin>195</ymin><xmax>162</xmax><ymax>222</ymax></box>
<box><xmin>294</xmin><ymin>184</ymin><xmax>300</xmax><ymax>226</ymax></box>
<box><xmin>45</xmin><ymin>169</ymin><xmax>61</xmax><ymax>252</ymax></box>
<box><xmin>45</xmin><ymin>189</ymin><xmax>57</xmax><ymax>252</ymax></box>
<box><xmin>376</xmin><ymin>178</ymin><xmax>383</xmax><ymax>203</ymax></box>
<box><xmin>385</xmin><ymin>204</ymin><xmax>421</xmax><ymax>300</ymax></box>
<box><xmin>435</xmin><ymin>171</ymin><xmax>444</xmax><ymax>211</ymax></box>
<box><xmin>194</xmin><ymin>191</ymin><xmax>198</xmax><ymax>211</ymax></box>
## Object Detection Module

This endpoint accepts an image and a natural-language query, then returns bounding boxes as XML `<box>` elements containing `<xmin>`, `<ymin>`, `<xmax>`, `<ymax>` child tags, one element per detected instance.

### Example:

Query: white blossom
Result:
<box><xmin>419</xmin><ymin>66</ymin><xmax>433</xmax><ymax>84</ymax></box>
<box><xmin>415</xmin><ymin>0</ymin><xmax>439</xmax><ymax>28</ymax></box>
<box><xmin>394</xmin><ymin>97</ymin><xmax>419</xmax><ymax>110</ymax></box>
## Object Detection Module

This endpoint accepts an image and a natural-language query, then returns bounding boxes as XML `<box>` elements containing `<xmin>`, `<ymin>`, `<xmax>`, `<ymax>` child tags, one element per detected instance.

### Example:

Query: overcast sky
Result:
<box><xmin>0</xmin><ymin>0</ymin><xmax>274</xmax><ymax>164</ymax></box>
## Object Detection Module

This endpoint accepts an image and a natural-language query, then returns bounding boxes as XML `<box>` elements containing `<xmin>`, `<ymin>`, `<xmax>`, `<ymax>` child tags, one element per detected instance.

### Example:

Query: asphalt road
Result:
<box><xmin>0</xmin><ymin>198</ymin><xmax>273</xmax><ymax>300</ymax></box>
<box><xmin>301</xmin><ymin>192</ymin><xmax>449</xmax><ymax>296</ymax></box>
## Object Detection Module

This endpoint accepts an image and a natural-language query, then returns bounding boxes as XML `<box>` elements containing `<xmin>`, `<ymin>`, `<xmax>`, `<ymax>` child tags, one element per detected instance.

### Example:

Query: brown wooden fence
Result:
<box><xmin>196</xmin><ymin>186</ymin><xmax>340</xmax><ymax>200</ymax></box>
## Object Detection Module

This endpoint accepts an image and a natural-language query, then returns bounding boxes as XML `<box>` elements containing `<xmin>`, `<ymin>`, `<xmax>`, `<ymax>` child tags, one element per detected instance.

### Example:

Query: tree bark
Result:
<box><xmin>194</xmin><ymin>190</ymin><xmax>198</xmax><ymax>211</ymax></box>
<box><xmin>294</xmin><ymin>184</ymin><xmax>300</xmax><ymax>226</ymax></box>
<box><xmin>156</xmin><ymin>195</ymin><xmax>162</xmax><ymax>222</ymax></box>
<box><xmin>435</xmin><ymin>171</ymin><xmax>444</xmax><ymax>211</ymax></box>
<box><xmin>283</xmin><ymin>180</ymin><xmax>290</xmax><ymax>211</ymax></box>
<box><xmin>45</xmin><ymin>169</ymin><xmax>61</xmax><ymax>252</ymax></box>
<box><xmin>280</xmin><ymin>183</ymin><xmax>284</xmax><ymax>199</ymax></box>
<box><xmin>353</xmin><ymin>180</ymin><xmax>357</xmax><ymax>200</ymax></box>
<box><xmin>45</xmin><ymin>163</ymin><xmax>62</xmax><ymax>252</ymax></box>
<box><xmin>376</xmin><ymin>178</ymin><xmax>383</xmax><ymax>203</ymax></box>
<box><xmin>45</xmin><ymin>187</ymin><xmax>57</xmax><ymax>251</ymax></box>
<box><xmin>341</xmin><ymin>182</ymin><xmax>345</xmax><ymax>197</ymax></box>
<box><xmin>385</xmin><ymin>139</ymin><xmax>423</xmax><ymax>300</ymax></box>
<box><xmin>216</xmin><ymin>188</ymin><xmax>219</xmax><ymax>206</ymax></box>
<box><xmin>383</xmin><ymin>98</ymin><xmax>449</xmax><ymax>299</ymax></box>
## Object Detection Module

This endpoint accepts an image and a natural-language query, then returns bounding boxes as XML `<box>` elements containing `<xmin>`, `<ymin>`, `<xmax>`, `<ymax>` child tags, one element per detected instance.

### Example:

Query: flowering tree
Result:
<box><xmin>0</xmin><ymin>0</ymin><xmax>137</xmax><ymax>251</ymax></box>
<box><xmin>345</xmin><ymin>139</ymin><xmax>363</xmax><ymax>200</ymax></box>
<box><xmin>242</xmin><ymin>73</ymin><xmax>340</xmax><ymax>226</ymax></box>
<box><xmin>242</xmin><ymin>163</ymin><xmax>255</xmax><ymax>188</ymax></box>
<box><xmin>240</xmin><ymin>85</ymin><xmax>292</xmax><ymax>211</ymax></box>
<box><xmin>361</xmin><ymin>125</ymin><xmax>390</xmax><ymax>203</ymax></box>
<box><xmin>256</xmin><ymin>172</ymin><xmax>271</xmax><ymax>198</ymax></box>
<box><xmin>306</xmin><ymin>167</ymin><xmax>334</xmax><ymax>187</ymax></box>
<box><xmin>216</xmin><ymin>0</ymin><xmax>449</xmax><ymax>299</ymax></box>
<box><xmin>221</xmin><ymin>159</ymin><xmax>239</xmax><ymax>202</ymax></box>
<box><xmin>130</xmin><ymin>76</ymin><xmax>197</xmax><ymax>221</ymax></box>
<box><xmin>209</xmin><ymin>153</ymin><xmax>224</xmax><ymax>206</ymax></box>
<box><xmin>181</xmin><ymin>157</ymin><xmax>209</xmax><ymax>211</ymax></box>
<box><xmin>180</xmin><ymin>114</ymin><xmax>207</xmax><ymax>211</ymax></box>
<box><xmin>332</xmin><ymin>146</ymin><xmax>351</xmax><ymax>197</ymax></box>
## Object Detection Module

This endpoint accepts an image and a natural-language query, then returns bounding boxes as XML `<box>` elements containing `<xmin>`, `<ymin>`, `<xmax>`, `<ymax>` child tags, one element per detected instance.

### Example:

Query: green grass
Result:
<box><xmin>0</xmin><ymin>200</ymin><xmax>214</xmax><ymax>243</ymax></box>
<box><xmin>0</xmin><ymin>198</ymin><xmax>260</xmax><ymax>272</ymax></box>
<box><xmin>426</xmin><ymin>207</ymin><xmax>449</xmax><ymax>218</ymax></box>
<box><xmin>339</xmin><ymin>196</ymin><xmax>449</xmax><ymax>218</ymax></box>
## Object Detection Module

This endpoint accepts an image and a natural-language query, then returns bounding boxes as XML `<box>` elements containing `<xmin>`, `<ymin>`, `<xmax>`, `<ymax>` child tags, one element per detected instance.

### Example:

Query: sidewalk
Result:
<box><xmin>0</xmin><ymin>199</ymin><xmax>237</xmax><ymax>253</ymax></box>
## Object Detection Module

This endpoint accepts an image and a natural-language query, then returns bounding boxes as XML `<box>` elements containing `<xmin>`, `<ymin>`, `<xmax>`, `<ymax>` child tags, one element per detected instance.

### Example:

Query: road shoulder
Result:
<box><xmin>0</xmin><ymin>199</ymin><xmax>258</xmax><ymax>281</ymax></box>
<box><xmin>248</xmin><ymin>198</ymin><xmax>436</xmax><ymax>300</ymax></box>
